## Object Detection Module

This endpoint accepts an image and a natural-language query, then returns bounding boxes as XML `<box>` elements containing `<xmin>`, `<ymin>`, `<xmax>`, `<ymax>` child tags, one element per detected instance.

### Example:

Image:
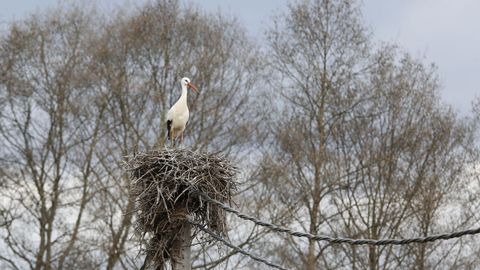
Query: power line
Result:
<box><xmin>188</xmin><ymin>218</ymin><xmax>289</xmax><ymax>270</ymax></box>
<box><xmin>193</xmin><ymin>190</ymin><xmax>480</xmax><ymax>246</ymax></box>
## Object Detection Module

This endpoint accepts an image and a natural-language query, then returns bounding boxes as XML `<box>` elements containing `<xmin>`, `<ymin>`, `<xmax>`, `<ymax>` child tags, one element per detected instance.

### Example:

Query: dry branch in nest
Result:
<box><xmin>125</xmin><ymin>148</ymin><xmax>237</xmax><ymax>269</ymax></box>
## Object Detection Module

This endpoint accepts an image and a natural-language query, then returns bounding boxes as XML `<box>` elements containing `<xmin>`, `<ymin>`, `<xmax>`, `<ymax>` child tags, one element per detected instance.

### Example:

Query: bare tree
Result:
<box><xmin>87</xmin><ymin>1</ymin><xmax>263</xmax><ymax>268</ymax></box>
<box><xmin>0</xmin><ymin>6</ymin><xmax>106</xmax><ymax>270</ymax></box>
<box><xmin>258</xmin><ymin>0</ymin><xmax>480</xmax><ymax>269</ymax></box>
<box><xmin>261</xmin><ymin>0</ymin><xmax>371</xmax><ymax>269</ymax></box>
<box><xmin>0</xmin><ymin>1</ymin><xmax>263</xmax><ymax>269</ymax></box>
<box><xmin>329</xmin><ymin>49</ymin><xmax>477</xmax><ymax>270</ymax></box>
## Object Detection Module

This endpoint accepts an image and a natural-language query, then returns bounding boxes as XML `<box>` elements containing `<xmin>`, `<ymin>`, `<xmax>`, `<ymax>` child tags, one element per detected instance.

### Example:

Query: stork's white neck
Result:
<box><xmin>180</xmin><ymin>84</ymin><xmax>188</xmax><ymax>103</ymax></box>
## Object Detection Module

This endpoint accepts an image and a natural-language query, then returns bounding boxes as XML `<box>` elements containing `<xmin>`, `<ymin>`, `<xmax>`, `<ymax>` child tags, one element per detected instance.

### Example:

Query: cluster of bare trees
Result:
<box><xmin>0</xmin><ymin>0</ymin><xmax>479</xmax><ymax>269</ymax></box>
<box><xmin>251</xmin><ymin>1</ymin><xmax>480</xmax><ymax>269</ymax></box>
<box><xmin>0</xmin><ymin>1</ymin><xmax>261</xmax><ymax>269</ymax></box>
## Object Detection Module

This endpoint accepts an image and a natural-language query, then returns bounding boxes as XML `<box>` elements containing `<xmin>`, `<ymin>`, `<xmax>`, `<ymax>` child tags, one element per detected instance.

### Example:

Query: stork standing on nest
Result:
<box><xmin>166</xmin><ymin>77</ymin><xmax>199</xmax><ymax>146</ymax></box>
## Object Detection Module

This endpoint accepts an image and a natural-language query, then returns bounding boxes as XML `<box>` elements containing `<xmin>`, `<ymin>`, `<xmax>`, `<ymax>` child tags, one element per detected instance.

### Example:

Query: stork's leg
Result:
<box><xmin>171</xmin><ymin>130</ymin><xmax>176</xmax><ymax>147</ymax></box>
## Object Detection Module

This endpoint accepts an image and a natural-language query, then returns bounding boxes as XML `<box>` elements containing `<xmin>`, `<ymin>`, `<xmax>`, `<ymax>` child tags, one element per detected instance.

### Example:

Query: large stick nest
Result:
<box><xmin>125</xmin><ymin>148</ymin><xmax>237</xmax><ymax>269</ymax></box>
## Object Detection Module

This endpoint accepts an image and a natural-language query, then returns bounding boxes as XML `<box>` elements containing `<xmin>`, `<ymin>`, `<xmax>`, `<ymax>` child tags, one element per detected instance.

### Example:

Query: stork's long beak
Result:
<box><xmin>187</xmin><ymin>82</ymin><xmax>199</xmax><ymax>93</ymax></box>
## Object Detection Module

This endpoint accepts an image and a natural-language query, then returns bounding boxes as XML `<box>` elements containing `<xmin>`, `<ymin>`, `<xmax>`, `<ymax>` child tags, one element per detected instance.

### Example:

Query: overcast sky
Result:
<box><xmin>1</xmin><ymin>0</ymin><xmax>478</xmax><ymax>115</ymax></box>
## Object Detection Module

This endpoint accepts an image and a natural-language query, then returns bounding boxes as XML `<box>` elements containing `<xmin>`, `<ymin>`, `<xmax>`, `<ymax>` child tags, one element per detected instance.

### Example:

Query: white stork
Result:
<box><xmin>166</xmin><ymin>77</ymin><xmax>199</xmax><ymax>146</ymax></box>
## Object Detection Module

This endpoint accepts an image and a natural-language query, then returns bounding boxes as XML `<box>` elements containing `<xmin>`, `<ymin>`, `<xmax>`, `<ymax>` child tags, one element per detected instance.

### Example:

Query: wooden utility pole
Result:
<box><xmin>172</xmin><ymin>222</ymin><xmax>193</xmax><ymax>270</ymax></box>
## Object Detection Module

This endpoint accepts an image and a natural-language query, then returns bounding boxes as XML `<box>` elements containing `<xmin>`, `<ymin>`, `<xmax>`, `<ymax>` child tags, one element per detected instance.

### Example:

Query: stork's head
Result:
<box><xmin>181</xmin><ymin>77</ymin><xmax>199</xmax><ymax>93</ymax></box>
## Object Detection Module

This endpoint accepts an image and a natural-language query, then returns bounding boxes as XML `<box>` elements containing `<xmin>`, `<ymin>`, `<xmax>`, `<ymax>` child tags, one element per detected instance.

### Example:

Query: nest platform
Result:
<box><xmin>125</xmin><ymin>148</ymin><xmax>237</xmax><ymax>269</ymax></box>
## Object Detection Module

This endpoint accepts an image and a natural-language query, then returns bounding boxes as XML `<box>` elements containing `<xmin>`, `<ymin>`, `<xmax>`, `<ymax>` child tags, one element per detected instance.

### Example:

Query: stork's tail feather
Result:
<box><xmin>166</xmin><ymin>120</ymin><xmax>172</xmax><ymax>141</ymax></box>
